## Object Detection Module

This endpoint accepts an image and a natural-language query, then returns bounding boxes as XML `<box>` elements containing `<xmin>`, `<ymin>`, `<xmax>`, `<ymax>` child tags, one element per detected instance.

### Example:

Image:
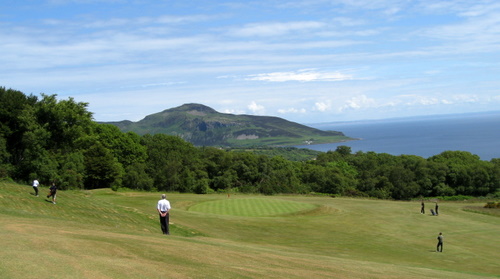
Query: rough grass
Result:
<box><xmin>1</xmin><ymin>181</ymin><xmax>499</xmax><ymax>278</ymax></box>
<box><xmin>463</xmin><ymin>206</ymin><xmax>500</xmax><ymax>217</ymax></box>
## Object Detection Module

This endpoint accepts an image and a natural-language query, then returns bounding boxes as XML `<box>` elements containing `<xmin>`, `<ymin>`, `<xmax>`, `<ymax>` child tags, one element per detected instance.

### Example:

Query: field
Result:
<box><xmin>1</xmin><ymin>181</ymin><xmax>499</xmax><ymax>278</ymax></box>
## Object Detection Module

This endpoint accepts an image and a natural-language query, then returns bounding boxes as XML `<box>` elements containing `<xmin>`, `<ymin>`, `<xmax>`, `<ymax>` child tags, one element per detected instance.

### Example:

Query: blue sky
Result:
<box><xmin>2</xmin><ymin>0</ymin><xmax>499</xmax><ymax>123</ymax></box>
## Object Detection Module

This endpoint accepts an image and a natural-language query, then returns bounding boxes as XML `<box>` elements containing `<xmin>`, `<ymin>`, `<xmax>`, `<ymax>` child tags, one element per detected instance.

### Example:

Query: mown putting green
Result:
<box><xmin>188</xmin><ymin>198</ymin><xmax>317</xmax><ymax>216</ymax></box>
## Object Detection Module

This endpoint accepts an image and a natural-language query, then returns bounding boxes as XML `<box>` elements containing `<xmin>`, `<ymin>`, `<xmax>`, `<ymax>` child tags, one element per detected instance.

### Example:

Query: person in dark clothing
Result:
<box><xmin>435</xmin><ymin>202</ymin><xmax>439</xmax><ymax>215</ymax></box>
<box><xmin>47</xmin><ymin>183</ymin><xmax>57</xmax><ymax>204</ymax></box>
<box><xmin>421</xmin><ymin>200</ymin><xmax>425</xmax><ymax>214</ymax></box>
<box><xmin>436</xmin><ymin>232</ymin><xmax>443</xmax><ymax>252</ymax></box>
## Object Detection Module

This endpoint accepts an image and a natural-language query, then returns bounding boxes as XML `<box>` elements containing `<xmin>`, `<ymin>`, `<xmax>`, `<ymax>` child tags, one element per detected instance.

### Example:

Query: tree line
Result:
<box><xmin>1</xmin><ymin>87</ymin><xmax>499</xmax><ymax>200</ymax></box>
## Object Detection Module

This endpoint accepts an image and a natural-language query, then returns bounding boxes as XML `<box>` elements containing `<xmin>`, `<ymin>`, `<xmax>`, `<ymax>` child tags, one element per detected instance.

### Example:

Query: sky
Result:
<box><xmin>1</xmin><ymin>0</ymin><xmax>500</xmax><ymax>124</ymax></box>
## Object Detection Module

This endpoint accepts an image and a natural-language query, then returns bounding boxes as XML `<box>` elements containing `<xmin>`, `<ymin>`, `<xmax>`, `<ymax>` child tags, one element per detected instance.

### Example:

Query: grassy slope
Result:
<box><xmin>0</xmin><ymin>181</ymin><xmax>498</xmax><ymax>279</ymax></box>
<box><xmin>111</xmin><ymin>104</ymin><xmax>353</xmax><ymax>147</ymax></box>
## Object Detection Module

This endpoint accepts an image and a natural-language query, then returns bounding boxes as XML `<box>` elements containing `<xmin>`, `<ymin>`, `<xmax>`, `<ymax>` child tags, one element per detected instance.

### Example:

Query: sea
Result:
<box><xmin>295</xmin><ymin>111</ymin><xmax>500</xmax><ymax>161</ymax></box>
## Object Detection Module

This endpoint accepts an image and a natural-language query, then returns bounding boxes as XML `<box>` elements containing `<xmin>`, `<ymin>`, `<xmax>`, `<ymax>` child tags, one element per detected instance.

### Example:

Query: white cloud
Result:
<box><xmin>314</xmin><ymin>101</ymin><xmax>332</xmax><ymax>112</ymax></box>
<box><xmin>340</xmin><ymin>95</ymin><xmax>377</xmax><ymax>111</ymax></box>
<box><xmin>277</xmin><ymin>107</ymin><xmax>307</xmax><ymax>114</ymax></box>
<box><xmin>3</xmin><ymin>0</ymin><xmax>500</xmax><ymax>123</ymax></box>
<box><xmin>229</xmin><ymin>21</ymin><xmax>325</xmax><ymax>37</ymax></box>
<box><xmin>332</xmin><ymin>17</ymin><xmax>366</xmax><ymax>27</ymax></box>
<box><xmin>246</xmin><ymin>69</ymin><xmax>353</xmax><ymax>82</ymax></box>
<box><xmin>378</xmin><ymin>94</ymin><xmax>482</xmax><ymax>110</ymax></box>
<box><xmin>222</xmin><ymin>108</ymin><xmax>246</xmax><ymax>115</ymax></box>
<box><xmin>420</xmin><ymin>1</ymin><xmax>500</xmax><ymax>18</ymax></box>
<box><xmin>451</xmin><ymin>94</ymin><xmax>479</xmax><ymax>103</ymax></box>
<box><xmin>403</xmin><ymin>94</ymin><xmax>481</xmax><ymax>107</ymax></box>
<box><xmin>423</xmin><ymin>14</ymin><xmax>500</xmax><ymax>42</ymax></box>
<box><xmin>413</xmin><ymin>96</ymin><xmax>440</xmax><ymax>106</ymax></box>
<box><xmin>248</xmin><ymin>101</ymin><xmax>265</xmax><ymax>114</ymax></box>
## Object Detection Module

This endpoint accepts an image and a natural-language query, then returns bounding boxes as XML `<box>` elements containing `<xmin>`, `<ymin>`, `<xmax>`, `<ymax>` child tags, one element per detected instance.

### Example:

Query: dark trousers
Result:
<box><xmin>159</xmin><ymin>212</ymin><xmax>170</xmax><ymax>235</ymax></box>
<box><xmin>437</xmin><ymin>242</ymin><xmax>443</xmax><ymax>252</ymax></box>
<box><xmin>33</xmin><ymin>187</ymin><xmax>38</xmax><ymax>196</ymax></box>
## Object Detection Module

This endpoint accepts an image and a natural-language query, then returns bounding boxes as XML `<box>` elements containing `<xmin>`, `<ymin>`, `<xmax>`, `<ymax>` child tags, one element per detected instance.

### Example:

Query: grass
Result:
<box><xmin>463</xmin><ymin>206</ymin><xmax>500</xmax><ymax>217</ymax></box>
<box><xmin>226</xmin><ymin>135</ymin><xmax>352</xmax><ymax>147</ymax></box>
<box><xmin>189</xmin><ymin>198</ymin><xmax>318</xmax><ymax>216</ymax></box>
<box><xmin>1</xmin><ymin>181</ymin><xmax>499</xmax><ymax>278</ymax></box>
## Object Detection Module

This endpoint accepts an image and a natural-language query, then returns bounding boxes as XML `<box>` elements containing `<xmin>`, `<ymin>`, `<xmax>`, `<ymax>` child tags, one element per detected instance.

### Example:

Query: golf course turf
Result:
<box><xmin>1</xmin><ymin>181</ymin><xmax>498</xmax><ymax>278</ymax></box>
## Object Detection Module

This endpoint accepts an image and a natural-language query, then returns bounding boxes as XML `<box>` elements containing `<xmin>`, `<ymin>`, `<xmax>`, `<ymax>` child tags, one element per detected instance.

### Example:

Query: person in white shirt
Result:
<box><xmin>32</xmin><ymin>179</ymin><xmax>39</xmax><ymax>197</ymax></box>
<box><xmin>157</xmin><ymin>194</ymin><xmax>171</xmax><ymax>235</ymax></box>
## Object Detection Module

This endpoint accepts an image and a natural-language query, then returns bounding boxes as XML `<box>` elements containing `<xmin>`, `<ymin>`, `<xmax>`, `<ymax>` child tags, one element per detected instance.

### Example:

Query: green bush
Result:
<box><xmin>435</xmin><ymin>195</ymin><xmax>474</xmax><ymax>201</ymax></box>
<box><xmin>484</xmin><ymin>202</ymin><xmax>498</xmax><ymax>208</ymax></box>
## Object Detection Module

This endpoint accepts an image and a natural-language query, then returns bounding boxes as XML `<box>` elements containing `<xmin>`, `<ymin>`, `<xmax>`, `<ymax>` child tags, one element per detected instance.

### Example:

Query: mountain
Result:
<box><xmin>105</xmin><ymin>103</ymin><xmax>352</xmax><ymax>147</ymax></box>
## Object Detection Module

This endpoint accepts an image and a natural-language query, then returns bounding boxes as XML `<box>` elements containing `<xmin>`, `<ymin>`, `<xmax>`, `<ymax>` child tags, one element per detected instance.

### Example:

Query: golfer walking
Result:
<box><xmin>157</xmin><ymin>194</ymin><xmax>171</xmax><ymax>235</ymax></box>
<box><xmin>32</xmin><ymin>179</ymin><xmax>39</xmax><ymax>196</ymax></box>
<box><xmin>47</xmin><ymin>183</ymin><xmax>57</xmax><ymax>204</ymax></box>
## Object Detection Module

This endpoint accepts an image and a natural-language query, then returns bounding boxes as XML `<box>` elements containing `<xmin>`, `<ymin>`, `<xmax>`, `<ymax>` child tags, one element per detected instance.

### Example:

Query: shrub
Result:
<box><xmin>437</xmin><ymin>195</ymin><xmax>474</xmax><ymax>201</ymax></box>
<box><xmin>343</xmin><ymin>187</ymin><xmax>368</xmax><ymax>198</ymax></box>
<box><xmin>484</xmin><ymin>202</ymin><xmax>498</xmax><ymax>208</ymax></box>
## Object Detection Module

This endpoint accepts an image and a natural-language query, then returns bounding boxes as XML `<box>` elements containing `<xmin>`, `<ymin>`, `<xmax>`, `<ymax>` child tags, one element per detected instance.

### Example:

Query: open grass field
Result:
<box><xmin>1</xmin><ymin>181</ymin><xmax>499</xmax><ymax>278</ymax></box>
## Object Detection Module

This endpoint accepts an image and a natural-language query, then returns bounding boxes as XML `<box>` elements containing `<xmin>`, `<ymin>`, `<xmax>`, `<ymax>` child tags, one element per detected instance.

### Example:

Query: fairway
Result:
<box><xmin>188</xmin><ymin>197</ymin><xmax>318</xmax><ymax>216</ymax></box>
<box><xmin>1</xmin><ymin>181</ymin><xmax>499</xmax><ymax>279</ymax></box>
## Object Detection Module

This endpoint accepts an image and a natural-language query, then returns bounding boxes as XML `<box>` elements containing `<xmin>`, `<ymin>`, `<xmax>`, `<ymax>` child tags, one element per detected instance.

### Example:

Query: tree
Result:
<box><xmin>335</xmin><ymin>145</ymin><xmax>352</xmax><ymax>157</ymax></box>
<box><xmin>429</xmin><ymin>151</ymin><xmax>494</xmax><ymax>196</ymax></box>
<box><xmin>258</xmin><ymin>156</ymin><xmax>304</xmax><ymax>194</ymax></box>
<box><xmin>0</xmin><ymin>87</ymin><xmax>38</xmax><ymax>167</ymax></box>
<box><xmin>389</xmin><ymin>166</ymin><xmax>419</xmax><ymax>200</ymax></box>
<box><xmin>35</xmin><ymin>94</ymin><xmax>93</xmax><ymax>151</ymax></box>
<box><xmin>84</xmin><ymin>143</ymin><xmax>123</xmax><ymax>189</ymax></box>
<box><xmin>123</xmin><ymin>162</ymin><xmax>154</xmax><ymax>191</ymax></box>
<box><xmin>142</xmin><ymin>134</ymin><xmax>199</xmax><ymax>192</ymax></box>
<box><xmin>15</xmin><ymin>107</ymin><xmax>53</xmax><ymax>181</ymax></box>
<box><xmin>93</xmin><ymin>124</ymin><xmax>147</xmax><ymax>167</ymax></box>
<box><xmin>58</xmin><ymin>152</ymin><xmax>85</xmax><ymax>190</ymax></box>
<box><xmin>0</xmin><ymin>137</ymin><xmax>9</xmax><ymax>178</ymax></box>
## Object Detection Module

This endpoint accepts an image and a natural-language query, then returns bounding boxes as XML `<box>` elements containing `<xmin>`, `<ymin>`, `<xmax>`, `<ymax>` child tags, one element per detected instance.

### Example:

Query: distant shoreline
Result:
<box><xmin>296</xmin><ymin>112</ymin><xmax>500</xmax><ymax>160</ymax></box>
<box><xmin>306</xmin><ymin>110</ymin><xmax>500</xmax><ymax>128</ymax></box>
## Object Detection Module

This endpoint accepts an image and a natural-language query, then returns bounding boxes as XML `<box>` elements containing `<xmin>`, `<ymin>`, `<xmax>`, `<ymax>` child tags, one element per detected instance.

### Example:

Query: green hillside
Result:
<box><xmin>106</xmin><ymin>103</ymin><xmax>352</xmax><ymax>147</ymax></box>
<box><xmin>1</xmin><ymin>181</ymin><xmax>499</xmax><ymax>278</ymax></box>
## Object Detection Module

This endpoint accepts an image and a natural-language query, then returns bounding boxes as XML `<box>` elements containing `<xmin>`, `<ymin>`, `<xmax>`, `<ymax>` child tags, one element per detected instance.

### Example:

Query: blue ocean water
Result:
<box><xmin>296</xmin><ymin>111</ymin><xmax>500</xmax><ymax>161</ymax></box>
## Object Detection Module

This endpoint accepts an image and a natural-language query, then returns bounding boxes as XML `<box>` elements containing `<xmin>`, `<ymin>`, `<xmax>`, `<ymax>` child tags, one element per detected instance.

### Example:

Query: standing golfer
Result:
<box><xmin>436</xmin><ymin>232</ymin><xmax>443</xmax><ymax>252</ymax></box>
<box><xmin>157</xmin><ymin>194</ymin><xmax>171</xmax><ymax>235</ymax></box>
<box><xmin>421</xmin><ymin>200</ymin><xmax>425</xmax><ymax>214</ymax></box>
<box><xmin>32</xmin><ymin>179</ymin><xmax>39</xmax><ymax>197</ymax></box>
<box><xmin>435</xmin><ymin>202</ymin><xmax>439</xmax><ymax>215</ymax></box>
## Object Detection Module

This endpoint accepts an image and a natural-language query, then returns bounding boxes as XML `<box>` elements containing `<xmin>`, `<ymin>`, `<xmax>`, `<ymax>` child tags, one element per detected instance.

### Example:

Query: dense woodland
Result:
<box><xmin>1</xmin><ymin>87</ymin><xmax>499</xmax><ymax>200</ymax></box>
